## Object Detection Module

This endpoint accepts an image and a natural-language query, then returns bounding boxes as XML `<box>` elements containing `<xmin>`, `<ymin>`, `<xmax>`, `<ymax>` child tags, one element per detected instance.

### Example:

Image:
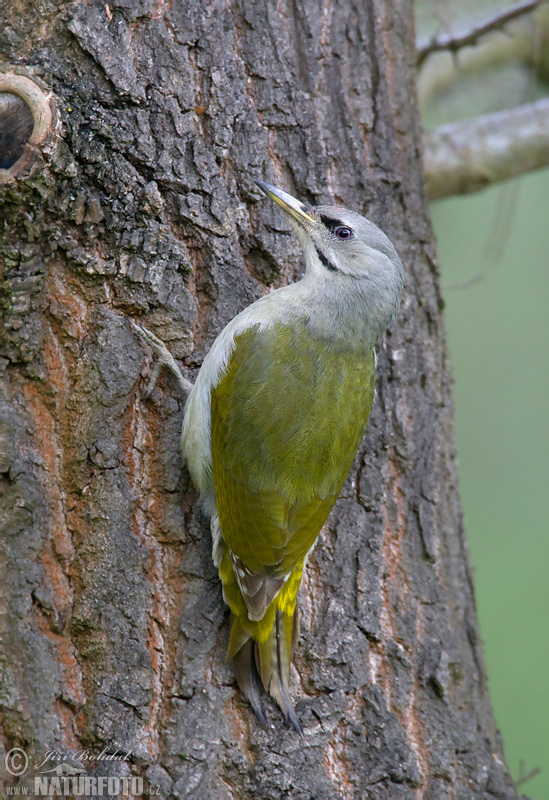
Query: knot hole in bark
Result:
<box><xmin>0</xmin><ymin>93</ymin><xmax>35</xmax><ymax>168</ymax></box>
<box><xmin>0</xmin><ymin>73</ymin><xmax>53</xmax><ymax>182</ymax></box>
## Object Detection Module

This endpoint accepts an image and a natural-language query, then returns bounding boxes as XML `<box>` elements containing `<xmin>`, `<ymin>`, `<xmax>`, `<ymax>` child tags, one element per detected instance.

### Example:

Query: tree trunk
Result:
<box><xmin>1</xmin><ymin>1</ymin><xmax>518</xmax><ymax>798</ymax></box>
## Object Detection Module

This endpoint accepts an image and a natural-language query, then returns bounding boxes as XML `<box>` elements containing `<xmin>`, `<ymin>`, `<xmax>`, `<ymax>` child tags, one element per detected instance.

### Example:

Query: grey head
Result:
<box><xmin>255</xmin><ymin>180</ymin><xmax>404</xmax><ymax>340</ymax></box>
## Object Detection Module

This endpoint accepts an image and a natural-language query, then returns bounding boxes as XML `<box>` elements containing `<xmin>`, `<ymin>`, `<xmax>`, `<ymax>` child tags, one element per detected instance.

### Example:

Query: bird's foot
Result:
<box><xmin>130</xmin><ymin>320</ymin><xmax>194</xmax><ymax>398</ymax></box>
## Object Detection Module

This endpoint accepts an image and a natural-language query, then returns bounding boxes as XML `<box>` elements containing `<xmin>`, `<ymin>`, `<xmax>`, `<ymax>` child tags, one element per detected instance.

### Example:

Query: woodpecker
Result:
<box><xmin>135</xmin><ymin>181</ymin><xmax>403</xmax><ymax>732</ymax></box>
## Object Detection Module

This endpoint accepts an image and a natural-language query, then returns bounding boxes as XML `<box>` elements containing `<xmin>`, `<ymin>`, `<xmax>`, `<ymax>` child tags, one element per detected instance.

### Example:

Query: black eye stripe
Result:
<box><xmin>319</xmin><ymin>215</ymin><xmax>345</xmax><ymax>231</ymax></box>
<box><xmin>320</xmin><ymin>215</ymin><xmax>355</xmax><ymax>240</ymax></box>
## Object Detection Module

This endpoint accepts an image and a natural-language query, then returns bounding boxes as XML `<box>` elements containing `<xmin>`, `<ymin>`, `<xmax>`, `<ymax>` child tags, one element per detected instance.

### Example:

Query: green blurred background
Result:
<box><xmin>417</xmin><ymin>2</ymin><xmax>549</xmax><ymax>795</ymax></box>
<box><xmin>432</xmin><ymin>173</ymin><xmax>549</xmax><ymax>799</ymax></box>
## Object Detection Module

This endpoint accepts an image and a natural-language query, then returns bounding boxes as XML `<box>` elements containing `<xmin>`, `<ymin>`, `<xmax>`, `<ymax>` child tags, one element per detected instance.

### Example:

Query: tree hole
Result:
<box><xmin>0</xmin><ymin>92</ymin><xmax>35</xmax><ymax>169</ymax></box>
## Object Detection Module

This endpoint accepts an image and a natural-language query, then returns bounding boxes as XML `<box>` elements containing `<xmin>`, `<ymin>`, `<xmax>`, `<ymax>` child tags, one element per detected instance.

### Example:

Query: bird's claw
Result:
<box><xmin>130</xmin><ymin>320</ymin><xmax>194</xmax><ymax>398</ymax></box>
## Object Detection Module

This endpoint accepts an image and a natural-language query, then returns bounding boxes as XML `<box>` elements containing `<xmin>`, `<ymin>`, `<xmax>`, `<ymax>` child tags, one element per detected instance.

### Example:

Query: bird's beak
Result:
<box><xmin>255</xmin><ymin>180</ymin><xmax>315</xmax><ymax>225</ymax></box>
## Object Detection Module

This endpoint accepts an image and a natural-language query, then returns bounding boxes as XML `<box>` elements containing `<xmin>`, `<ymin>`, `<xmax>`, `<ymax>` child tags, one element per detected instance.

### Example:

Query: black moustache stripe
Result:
<box><xmin>315</xmin><ymin>246</ymin><xmax>337</xmax><ymax>272</ymax></box>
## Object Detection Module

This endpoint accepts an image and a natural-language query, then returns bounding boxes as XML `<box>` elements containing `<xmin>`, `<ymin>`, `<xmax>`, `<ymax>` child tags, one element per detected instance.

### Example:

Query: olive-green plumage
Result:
<box><xmin>212</xmin><ymin>321</ymin><xmax>375</xmax><ymax>729</ymax></box>
<box><xmin>212</xmin><ymin>322</ymin><xmax>375</xmax><ymax>570</ymax></box>
<box><xmin>178</xmin><ymin>180</ymin><xmax>404</xmax><ymax>731</ymax></box>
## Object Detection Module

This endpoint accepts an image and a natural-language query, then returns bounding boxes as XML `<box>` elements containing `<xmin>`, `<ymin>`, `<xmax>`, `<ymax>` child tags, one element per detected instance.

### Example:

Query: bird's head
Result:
<box><xmin>255</xmin><ymin>180</ymin><xmax>404</xmax><ymax>295</ymax></box>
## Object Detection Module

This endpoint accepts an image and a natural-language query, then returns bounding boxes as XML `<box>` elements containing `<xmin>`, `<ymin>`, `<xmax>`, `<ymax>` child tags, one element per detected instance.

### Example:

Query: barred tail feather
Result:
<box><xmin>257</xmin><ymin>609</ymin><xmax>303</xmax><ymax>734</ymax></box>
<box><xmin>231</xmin><ymin>635</ymin><xmax>268</xmax><ymax>728</ymax></box>
<box><xmin>229</xmin><ymin>610</ymin><xmax>302</xmax><ymax>735</ymax></box>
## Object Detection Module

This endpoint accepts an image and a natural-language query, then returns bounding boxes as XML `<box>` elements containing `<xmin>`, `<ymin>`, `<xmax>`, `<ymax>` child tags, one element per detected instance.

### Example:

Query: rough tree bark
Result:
<box><xmin>0</xmin><ymin>1</ymin><xmax>520</xmax><ymax>798</ymax></box>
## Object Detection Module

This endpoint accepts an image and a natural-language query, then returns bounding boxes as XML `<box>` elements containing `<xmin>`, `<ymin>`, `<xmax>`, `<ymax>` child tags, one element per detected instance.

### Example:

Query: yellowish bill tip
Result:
<box><xmin>255</xmin><ymin>179</ymin><xmax>315</xmax><ymax>224</ymax></box>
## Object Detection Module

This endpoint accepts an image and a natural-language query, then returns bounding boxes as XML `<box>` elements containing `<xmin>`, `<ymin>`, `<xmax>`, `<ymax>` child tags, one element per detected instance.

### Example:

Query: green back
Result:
<box><xmin>211</xmin><ymin>320</ymin><xmax>375</xmax><ymax>577</ymax></box>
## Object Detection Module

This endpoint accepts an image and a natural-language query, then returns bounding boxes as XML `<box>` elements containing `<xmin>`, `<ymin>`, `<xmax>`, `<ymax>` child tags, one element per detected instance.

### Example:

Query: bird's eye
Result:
<box><xmin>335</xmin><ymin>226</ymin><xmax>353</xmax><ymax>240</ymax></box>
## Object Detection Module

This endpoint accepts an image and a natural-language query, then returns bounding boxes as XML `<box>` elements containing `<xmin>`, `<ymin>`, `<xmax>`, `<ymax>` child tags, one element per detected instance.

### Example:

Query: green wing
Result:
<box><xmin>211</xmin><ymin>321</ymin><xmax>375</xmax><ymax>581</ymax></box>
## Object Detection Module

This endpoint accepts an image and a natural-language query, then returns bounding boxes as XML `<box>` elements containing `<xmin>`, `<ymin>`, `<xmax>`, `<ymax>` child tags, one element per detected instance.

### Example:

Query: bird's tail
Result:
<box><xmin>229</xmin><ymin>608</ymin><xmax>302</xmax><ymax>734</ymax></box>
<box><xmin>215</xmin><ymin>521</ymin><xmax>303</xmax><ymax>732</ymax></box>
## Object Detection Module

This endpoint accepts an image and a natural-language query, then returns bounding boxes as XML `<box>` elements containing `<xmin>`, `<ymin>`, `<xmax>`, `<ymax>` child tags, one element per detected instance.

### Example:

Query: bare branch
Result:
<box><xmin>417</xmin><ymin>12</ymin><xmax>542</xmax><ymax>112</ymax></box>
<box><xmin>442</xmin><ymin>274</ymin><xmax>484</xmax><ymax>291</ymax></box>
<box><xmin>423</xmin><ymin>98</ymin><xmax>549</xmax><ymax>199</ymax></box>
<box><xmin>516</xmin><ymin>763</ymin><xmax>542</xmax><ymax>788</ymax></box>
<box><xmin>417</xmin><ymin>0</ymin><xmax>541</xmax><ymax>67</ymax></box>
